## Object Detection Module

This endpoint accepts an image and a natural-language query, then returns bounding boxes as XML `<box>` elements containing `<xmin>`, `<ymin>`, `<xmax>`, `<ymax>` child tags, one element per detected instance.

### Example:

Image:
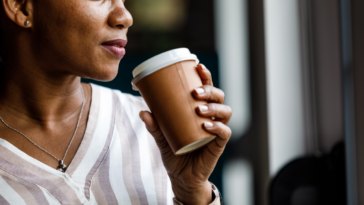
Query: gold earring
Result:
<box><xmin>24</xmin><ymin>20</ymin><xmax>30</xmax><ymax>26</ymax></box>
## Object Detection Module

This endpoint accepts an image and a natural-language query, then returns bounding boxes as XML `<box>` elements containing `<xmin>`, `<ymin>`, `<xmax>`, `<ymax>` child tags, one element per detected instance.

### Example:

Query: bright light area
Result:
<box><xmin>223</xmin><ymin>160</ymin><xmax>254</xmax><ymax>205</ymax></box>
<box><xmin>214</xmin><ymin>0</ymin><xmax>250</xmax><ymax>139</ymax></box>
<box><xmin>264</xmin><ymin>0</ymin><xmax>306</xmax><ymax>176</ymax></box>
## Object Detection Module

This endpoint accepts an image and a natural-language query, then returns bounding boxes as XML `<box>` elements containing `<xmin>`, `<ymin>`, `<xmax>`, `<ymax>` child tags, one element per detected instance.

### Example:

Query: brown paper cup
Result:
<box><xmin>132</xmin><ymin>49</ymin><xmax>216</xmax><ymax>155</ymax></box>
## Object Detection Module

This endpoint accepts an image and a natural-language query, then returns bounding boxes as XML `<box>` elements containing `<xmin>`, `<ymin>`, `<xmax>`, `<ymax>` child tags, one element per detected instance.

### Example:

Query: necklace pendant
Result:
<box><xmin>57</xmin><ymin>160</ymin><xmax>67</xmax><ymax>172</ymax></box>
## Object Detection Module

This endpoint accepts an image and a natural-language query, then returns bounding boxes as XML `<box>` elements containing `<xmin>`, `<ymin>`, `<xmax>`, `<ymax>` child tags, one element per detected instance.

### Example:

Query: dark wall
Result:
<box><xmin>351</xmin><ymin>0</ymin><xmax>364</xmax><ymax>203</ymax></box>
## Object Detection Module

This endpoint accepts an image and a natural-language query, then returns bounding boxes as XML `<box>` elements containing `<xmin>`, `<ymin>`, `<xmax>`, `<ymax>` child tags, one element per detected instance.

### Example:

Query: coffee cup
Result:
<box><xmin>132</xmin><ymin>48</ymin><xmax>216</xmax><ymax>155</ymax></box>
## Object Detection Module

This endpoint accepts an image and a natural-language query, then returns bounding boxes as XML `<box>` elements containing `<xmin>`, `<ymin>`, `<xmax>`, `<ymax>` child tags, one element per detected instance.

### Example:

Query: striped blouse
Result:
<box><xmin>0</xmin><ymin>84</ymin><xmax>220</xmax><ymax>205</ymax></box>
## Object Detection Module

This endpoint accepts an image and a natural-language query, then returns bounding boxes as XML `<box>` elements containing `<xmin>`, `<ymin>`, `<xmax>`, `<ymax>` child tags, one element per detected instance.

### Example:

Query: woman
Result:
<box><xmin>0</xmin><ymin>0</ymin><xmax>232</xmax><ymax>204</ymax></box>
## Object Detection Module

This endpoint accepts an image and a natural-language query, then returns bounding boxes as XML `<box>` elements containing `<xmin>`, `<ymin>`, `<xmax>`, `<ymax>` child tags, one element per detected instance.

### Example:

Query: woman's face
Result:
<box><xmin>31</xmin><ymin>0</ymin><xmax>133</xmax><ymax>81</ymax></box>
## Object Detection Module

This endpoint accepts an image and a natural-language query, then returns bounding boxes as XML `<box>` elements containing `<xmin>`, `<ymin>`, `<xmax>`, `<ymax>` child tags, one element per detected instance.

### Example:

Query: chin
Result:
<box><xmin>83</xmin><ymin>64</ymin><xmax>119</xmax><ymax>82</ymax></box>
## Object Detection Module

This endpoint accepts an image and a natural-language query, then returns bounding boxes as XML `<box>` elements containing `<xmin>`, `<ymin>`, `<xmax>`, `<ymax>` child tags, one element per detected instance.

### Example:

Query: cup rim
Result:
<box><xmin>131</xmin><ymin>48</ymin><xmax>199</xmax><ymax>91</ymax></box>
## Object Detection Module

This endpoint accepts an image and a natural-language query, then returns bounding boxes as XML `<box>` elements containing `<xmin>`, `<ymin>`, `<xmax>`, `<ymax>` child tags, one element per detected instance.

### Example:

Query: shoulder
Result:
<box><xmin>89</xmin><ymin>83</ymin><xmax>149</xmax><ymax>134</ymax></box>
<box><xmin>114</xmin><ymin>90</ymin><xmax>149</xmax><ymax>113</ymax></box>
<box><xmin>90</xmin><ymin>83</ymin><xmax>148</xmax><ymax>112</ymax></box>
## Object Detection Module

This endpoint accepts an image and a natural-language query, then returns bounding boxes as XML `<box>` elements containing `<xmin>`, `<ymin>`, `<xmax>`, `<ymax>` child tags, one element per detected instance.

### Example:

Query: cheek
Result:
<box><xmin>40</xmin><ymin>2</ymin><xmax>104</xmax><ymax>55</ymax></box>
<box><xmin>32</xmin><ymin>1</ymin><xmax>119</xmax><ymax>80</ymax></box>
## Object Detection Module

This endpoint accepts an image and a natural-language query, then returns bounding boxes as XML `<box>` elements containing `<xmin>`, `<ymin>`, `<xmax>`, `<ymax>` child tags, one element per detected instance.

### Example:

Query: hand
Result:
<box><xmin>140</xmin><ymin>64</ymin><xmax>232</xmax><ymax>205</ymax></box>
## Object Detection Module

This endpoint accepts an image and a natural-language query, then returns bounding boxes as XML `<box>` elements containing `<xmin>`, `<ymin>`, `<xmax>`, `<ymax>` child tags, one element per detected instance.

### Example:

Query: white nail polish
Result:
<box><xmin>139</xmin><ymin>111</ymin><xmax>144</xmax><ymax>121</ymax></box>
<box><xmin>195</xmin><ymin>88</ymin><xmax>205</xmax><ymax>95</ymax></box>
<box><xmin>204</xmin><ymin>121</ymin><xmax>214</xmax><ymax>128</ymax></box>
<box><xmin>199</xmin><ymin>105</ymin><xmax>209</xmax><ymax>112</ymax></box>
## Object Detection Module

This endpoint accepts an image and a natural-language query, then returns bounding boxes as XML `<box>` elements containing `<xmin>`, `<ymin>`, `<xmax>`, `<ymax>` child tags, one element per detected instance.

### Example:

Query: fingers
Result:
<box><xmin>139</xmin><ymin>111</ymin><xmax>171</xmax><ymax>152</ymax></box>
<box><xmin>193</xmin><ymin>85</ymin><xmax>225</xmax><ymax>104</ymax></box>
<box><xmin>197</xmin><ymin>64</ymin><xmax>213</xmax><ymax>86</ymax></box>
<box><xmin>197</xmin><ymin>104</ymin><xmax>232</xmax><ymax>124</ymax></box>
<box><xmin>204</xmin><ymin>121</ymin><xmax>232</xmax><ymax>155</ymax></box>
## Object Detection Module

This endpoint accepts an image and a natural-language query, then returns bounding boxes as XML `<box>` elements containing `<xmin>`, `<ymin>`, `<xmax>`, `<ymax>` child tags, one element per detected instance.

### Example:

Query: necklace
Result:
<box><xmin>0</xmin><ymin>86</ymin><xmax>85</xmax><ymax>172</ymax></box>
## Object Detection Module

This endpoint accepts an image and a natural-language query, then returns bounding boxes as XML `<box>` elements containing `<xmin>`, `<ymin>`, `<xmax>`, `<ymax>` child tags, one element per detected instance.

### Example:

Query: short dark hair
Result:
<box><xmin>0</xmin><ymin>30</ymin><xmax>3</xmax><ymax>67</ymax></box>
<box><xmin>0</xmin><ymin>4</ymin><xmax>4</xmax><ymax>68</ymax></box>
<box><xmin>0</xmin><ymin>29</ymin><xmax>3</xmax><ymax>67</ymax></box>
<box><xmin>0</xmin><ymin>7</ymin><xmax>3</xmax><ymax>68</ymax></box>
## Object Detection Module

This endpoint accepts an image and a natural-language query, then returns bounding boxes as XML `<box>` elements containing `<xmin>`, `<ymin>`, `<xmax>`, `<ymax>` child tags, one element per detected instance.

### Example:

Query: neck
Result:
<box><xmin>0</xmin><ymin>62</ymin><xmax>85</xmax><ymax>126</ymax></box>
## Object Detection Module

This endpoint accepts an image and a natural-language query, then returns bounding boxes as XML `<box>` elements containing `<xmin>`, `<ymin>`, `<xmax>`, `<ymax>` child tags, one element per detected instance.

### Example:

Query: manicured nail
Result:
<box><xmin>204</xmin><ymin>121</ymin><xmax>214</xmax><ymax>128</ymax></box>
<box><xmin>195</xmin><ymin>88</ymin><xmax>205</xmax><ymax>95</ymax></box>
<box><xmin>199</xmin><ymin>105</ymin><xmax>209</xmax><ymax>113</ymax></box>
<box><xmin>200</xmin><ymin>64</ymin><xmax>207</xmax><ymax>70</ymax></box>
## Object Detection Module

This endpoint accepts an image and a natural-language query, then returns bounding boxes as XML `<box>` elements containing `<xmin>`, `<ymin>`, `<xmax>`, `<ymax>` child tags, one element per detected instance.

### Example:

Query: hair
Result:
<box><xmin>0</xmin><ymin>30</ymin><xmax>3</xmax><ymax>65</ymax></box>
<box><xmin>0</xmin><ymin>4</ymin><xmax>3</xmax><ymax>68</ymax></box>
<box><xmin>0</xmin><ymin>8</ymin><xmax>4</xmax><ymax>69</ymax></box>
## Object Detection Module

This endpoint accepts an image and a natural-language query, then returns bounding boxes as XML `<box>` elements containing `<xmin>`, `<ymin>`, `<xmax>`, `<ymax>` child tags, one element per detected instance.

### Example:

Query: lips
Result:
<box><xmin>101</xmin><ymin>39</ymin><xmax>128</xmax><ymax>58</ymax></box>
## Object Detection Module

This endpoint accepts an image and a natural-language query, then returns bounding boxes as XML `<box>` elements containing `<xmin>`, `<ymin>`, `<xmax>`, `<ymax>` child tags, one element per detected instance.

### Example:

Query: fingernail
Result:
<box><xmin>195</xmin><ymin>88</ymin><xmax>205</xmax><ymax>95</ymax></box>
<box><xmin>200</xmin><ymin>64</ymin><xmax>207</xmax><ymax>70</ymax></box>
<box><xmin>199</xmin><ymin>105</ymin><xmax>209</xmax><ymax>113</ymax></box>
<box><xmin>204</xmin><ymin>121</ymin><xmax>214</xmax><ymax>128</ymax></box>
<box><xmin>139</xmin><ymin>111</ymin><xmax>144</xmax><ymax>121</ymax></box>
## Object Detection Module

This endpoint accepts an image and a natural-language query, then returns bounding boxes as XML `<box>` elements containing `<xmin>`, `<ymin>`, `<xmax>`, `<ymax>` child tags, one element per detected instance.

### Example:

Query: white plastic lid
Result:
<box><xmin>131</xmin><ymin>48</ymin><xmax>199</xmax><ymax>91</ymax></box>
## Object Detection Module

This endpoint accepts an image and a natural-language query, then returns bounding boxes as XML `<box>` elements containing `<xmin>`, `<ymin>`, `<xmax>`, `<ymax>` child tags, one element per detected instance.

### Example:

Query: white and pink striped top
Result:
<box><xmin>0</xmin><ymin>84</ymin><xmax>220</xmax><ymax>205</ymax></box>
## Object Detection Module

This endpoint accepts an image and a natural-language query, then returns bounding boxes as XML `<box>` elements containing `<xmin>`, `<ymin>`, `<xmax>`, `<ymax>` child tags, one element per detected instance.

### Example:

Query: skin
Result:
<box><xmin>0</xmin><ymin>0</ymin><xmax>232</xmax><ymax>204</ymax></box>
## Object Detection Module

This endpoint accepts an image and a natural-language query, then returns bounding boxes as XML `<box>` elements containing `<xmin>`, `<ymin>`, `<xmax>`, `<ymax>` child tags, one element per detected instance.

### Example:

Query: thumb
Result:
<box><xmin>139</xmin><ymin>111</ymin><xmax>171</xmax><ymax>151</ymax></box>
<box><xmin>139</xmin><ymin>111</ymin><xmax>160</xmax><ymax>134</ymax></box>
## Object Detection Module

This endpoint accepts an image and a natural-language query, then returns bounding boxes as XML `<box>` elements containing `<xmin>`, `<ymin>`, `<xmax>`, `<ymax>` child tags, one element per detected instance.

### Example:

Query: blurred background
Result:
<box><xmin>83</xmin><ymin>0</ymin><xmax>364</xmax><ymax>204</ymax></box>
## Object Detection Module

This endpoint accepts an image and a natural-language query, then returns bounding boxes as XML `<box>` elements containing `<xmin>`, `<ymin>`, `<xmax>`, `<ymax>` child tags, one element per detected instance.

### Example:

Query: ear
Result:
<box><xmin>2</xmin><ymin>0</ymin><xmax>33</xmax><ymax>28</ymax></box>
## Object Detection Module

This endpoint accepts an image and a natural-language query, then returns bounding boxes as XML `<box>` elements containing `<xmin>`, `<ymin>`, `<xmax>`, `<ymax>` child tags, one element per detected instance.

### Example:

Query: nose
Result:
<box><xmin>108</xmin><ymin>1</ymin><xmax>133</xmax><ymax>29</ymax></box>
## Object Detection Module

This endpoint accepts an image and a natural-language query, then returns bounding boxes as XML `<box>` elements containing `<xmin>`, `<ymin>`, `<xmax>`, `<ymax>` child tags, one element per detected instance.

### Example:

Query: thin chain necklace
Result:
<box><xmin>0</xmin><ymin>86</ymin><xmax>85</xmax><ymax>172</ymax></box>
